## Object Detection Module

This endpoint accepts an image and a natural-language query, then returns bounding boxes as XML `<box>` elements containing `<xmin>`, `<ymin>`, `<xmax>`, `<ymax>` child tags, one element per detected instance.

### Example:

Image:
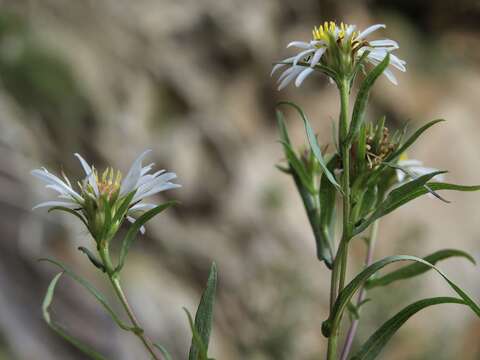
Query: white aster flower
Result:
<box><xmin>31</xmin><ymin>150</ymin><xmax>180</xmax><ymax>239</ymax></box>
<box><xmin>396</xmin><ymin>154</ymin><xmax>445</xmax><ymax>183</ymax></box>
<box><xmin>272</xmin><ymin>21</ymin><xmax>406</xmax><ymax>89</ymax></box>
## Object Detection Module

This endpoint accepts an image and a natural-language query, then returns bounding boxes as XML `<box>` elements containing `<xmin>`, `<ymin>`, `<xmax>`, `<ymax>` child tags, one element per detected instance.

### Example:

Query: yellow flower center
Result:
<box><xmin>95</xmin><ymin>167</ymin><xmax>122</xmax><ymax>198</ymax></box>
<box><xmin>312</xmin><ymin>21</ymin><xmax>357</xmax><ymax>44</ymax></box>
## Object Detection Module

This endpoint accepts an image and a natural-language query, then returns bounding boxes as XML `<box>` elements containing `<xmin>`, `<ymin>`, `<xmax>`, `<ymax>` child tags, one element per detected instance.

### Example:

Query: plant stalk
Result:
<box><xmin>98</xmin><ymin>246</ymin><xmax>161</xmax><ymax>360</ymax></box>
<box><xmin>339</xmin><ymin>220</ymin><xmax>379</xmax><ymax>360</ymax></box>
<box><xmin>327</xmin><ymin>78</ymin><xmax>351</xmax><ymax>360</ymax></box>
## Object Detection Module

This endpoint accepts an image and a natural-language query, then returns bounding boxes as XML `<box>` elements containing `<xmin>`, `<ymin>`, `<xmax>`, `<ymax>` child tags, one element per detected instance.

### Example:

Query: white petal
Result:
<box><xmin>129</xmin><ymin>203</ymin><xmax>157</xmax><ymax>212</ymax></box>
<box><xmin>133</xmin><ymin>183</ymin><xmax>181</xmax><ymax>203</ymax></box>
<box><xmin>126</xmin><ymin>216</ymin><xmax>145</xmax><ymax>234</ymax></box>
<box><xmin>382</xmin><ymin>68</ymin><xmax>398</xmax><ymax>85</ymax></box>
<box><xmin>277</xmin><ymin>66</ymin><xmax>296</xmax><ymax>83</ymax></box>
<box><xmin>133</xmin><ymin>172</ymin><xmax>179</xmax><ymax>201</ymax></box>
<box><xmin>345</xmin><ymin>25</ymin><xmax>357</xmax><ymax>40</ymax></box>
<box><xmin>32</xmin><ymin>201</ymin><xmax>80</xmax><ymax>210</ymax></box>
<box><xmin>287</xmin><ymin>41</ymin><xmax>311</xmax><ymax>49</ymax></box>
<box><xmin>293</xmin><ymin>48</ymin><xmax>315</xmax><ymax>65</ymax></box>
<box><xmin>31</xmin><ymin>169</ymin><xmax>82</xmax><ymax>200</ymax></box>
<box><xmin>74</xmin><ymin>153</ymin><xmax>98</xmax><ymax>196</ymax></box>
<box><xmin>398</xmin><ymin>159</ymin><xmax>423</xmax><ymax>167</ymax></box>
<box><xmin>120</xmin><ymin>149</ymin><xmax>152</xmax><ymax>196</ymax></box>
<box><xmin>74</xmin><ymin>153</ymin><xmax>92</xmax><ymax>176</ymax></box>
<box><xmin>356</xmin><ymin>24</ymin><xmax>386</xmax><ymax>40</ymax></box>
<box><xmin>369</xmin><ymin>39</ymin><xmax>399</xmax><ymax>49</ymax></box>
<box><xmin>278</xmin><ymin>66</ymin><xmax>303</xmax><ymax>90</ymax></box>
<box><xmin>141</xmin><ymin>162</ymin><xmax>155</xmax><ymax>176</ymax></box>
<box><xmin>310</xmin><ymin>48</ymin><xmax>326</xmax><ymax>67</ymax></box>
<box><xmin>295</xmin><ymin>67</ymin><xmax>314</xmax><ymax>87</ymax></box>
<box><xmin>271</xmin><ymin>63</ymin><xmax>287</xmax><ymax>77</ymax></box>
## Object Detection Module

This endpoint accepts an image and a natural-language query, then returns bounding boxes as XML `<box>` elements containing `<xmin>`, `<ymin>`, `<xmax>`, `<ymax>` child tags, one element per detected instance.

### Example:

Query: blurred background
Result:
<box><xmin>0</xmin><ymin>0</ymin><xmax>480</xmax><ymax>359</ymax></box>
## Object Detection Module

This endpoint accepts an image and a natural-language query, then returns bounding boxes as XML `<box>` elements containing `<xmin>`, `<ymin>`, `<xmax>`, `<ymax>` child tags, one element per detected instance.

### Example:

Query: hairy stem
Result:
<box><xmin>339</xmin><ymin>220</ymin><xmax>379</xmax><ymax>360</ymax></box>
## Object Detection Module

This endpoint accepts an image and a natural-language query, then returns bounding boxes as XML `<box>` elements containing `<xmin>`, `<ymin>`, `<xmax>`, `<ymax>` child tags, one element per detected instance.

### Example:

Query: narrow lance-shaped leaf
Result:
<box><xmin>323</xmin><ymin>255</ymin><xmax>480</xmax><ymax>338</ymax></box>
<box><xmin>276</xmin><ymin>101</ymin><xmax>341</xmax><ymax>192</ymax></box>
<box><xmin>39</xmin><ymin>258</ymin><xmax>132</xmax><ymax>331</ymax></box>
<box><xmin>279</xmin><ymin>139</ymin><xmax>316</xmax><ymax>195</ymax></box>
<box><xmin>346</xmin><ymin>54</ymin><xmax>390</xmax><ymax>145</ymax></box>
<box><xmin>351</xmin><ymin>297</ymin><xmax>465</xmax><ymax>360</ymax></box>
<box><xmin>189</xmin><ymin>262</ymin><xmax>217</xmax><ymax>360</ymax></box>
<box><xmin>48</xmin><ymin>206</ymin><xmax>89</xmax><ymax>229</ymax></box>
<box><xmin>42</xmin><ymin>273</ymin><xmax>108</xmax><ymax>360</ymax></box>
<box><xmin>115</xmin><ymin>201</ymin><xmax>177</xmax><ymax>273</ymax></box>
<box><xmin>366</xmin><ymin>248</ymin><xmax>476</xmax><ymax>289</ymax></box>
<box><xmin>319</xmin><ymin>155</ymin><xmax>338</xmax><ymax>258</ymax></box>
<box><xmin>277</xmin><ymin>109</ymin><xmax>333</xmax><ymax>266</ymax></box>
<box><xmin>112</xmin><ymin>190</ymin><xmax>136</xmax><ymax>224</ymax></box>
<box><xmin>353</xmin><ymin>171</ymin><xmax>447</xmax><ymax>235</ymax></box>
<box><xmin>355</xmin><ymin>180</ymin><xmax>480</xmax><ymax>236</ymax></box>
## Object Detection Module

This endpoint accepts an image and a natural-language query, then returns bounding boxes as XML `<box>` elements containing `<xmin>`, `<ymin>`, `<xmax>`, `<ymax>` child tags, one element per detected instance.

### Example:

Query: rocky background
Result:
<box><xmin>0</xmin><ymin>0</ymin><xmax>479</xmax><ymax>359</ymax></box>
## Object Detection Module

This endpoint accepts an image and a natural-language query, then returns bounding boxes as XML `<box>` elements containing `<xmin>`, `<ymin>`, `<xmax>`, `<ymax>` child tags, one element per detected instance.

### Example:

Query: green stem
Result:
<box><xmin>327</xmin><ymin>78</ymin><xmax>351</xmax><ymax>360</ymax></box>
<box><xmin>339</xmin><ymin>220</ymin><xmax>379</xmax><ymax>360</ymax></box>
<box><xmin>98</xmin><ymin>246</ymin><xmax>161</xmax><ymax>360</ymax></box>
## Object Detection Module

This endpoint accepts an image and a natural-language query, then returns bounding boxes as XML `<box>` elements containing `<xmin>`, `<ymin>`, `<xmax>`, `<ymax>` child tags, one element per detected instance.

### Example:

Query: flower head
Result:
<box><xmin>272</xmin><ymin>21</ymin><xmax>406</xmax><ymax>89</ymax></box>
<box><xmin>32</xmin><ymin>150</ymin><xmax>180</xmax><ymax>241</ymax></box>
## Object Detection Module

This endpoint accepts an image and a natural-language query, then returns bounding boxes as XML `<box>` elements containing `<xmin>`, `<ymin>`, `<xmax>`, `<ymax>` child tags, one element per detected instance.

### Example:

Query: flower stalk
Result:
<box><xmin>327</xmin><ymin>77</ymin><xmax>353</xmax><ymax>360</ymax></box>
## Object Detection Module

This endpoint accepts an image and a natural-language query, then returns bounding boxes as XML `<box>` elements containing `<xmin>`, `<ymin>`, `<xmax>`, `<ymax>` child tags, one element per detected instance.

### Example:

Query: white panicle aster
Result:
<box><xmin>396</xmin><ymin>154</ymin><xmax>444</xmax><ymax>183</ymax></box>
<box><xmin>272</xmin><ymin>21</ymin><xmax>406</xmax><ymax>89</ymax></box>
<box><xmin>32</xmin><ymin>150</ymin><xmax>180</xmax><ymax>238</ymax></box>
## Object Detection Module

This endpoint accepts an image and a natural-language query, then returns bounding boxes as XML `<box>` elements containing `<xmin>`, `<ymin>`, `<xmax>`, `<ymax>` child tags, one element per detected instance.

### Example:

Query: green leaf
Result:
<box><xmin>277</xmin><ymin>108</ymin><xmax>333</xmax><ymax>266</ymax></box>
<box><xmin>319</xmin><ymin>155</ymin><xmax>338</xmax><ymax>255</ymax></box>
<box><xmin>101</xmin><ymin>196</ymin><xmax>113</xmax><ymax>240</ymax></box>
<box><xmin>366</xmin><ymin>249</ymin><xmax>476</xmax><ymax>289</ymax></box>
<box><xmin>42</xmin><ymin>273</ymin><xmax>108</xmax><ymax>360</ymax></box>
<box><xmin>354</xmin><ymin>171</ymin><xmax>447</xmax><ymax>235</ymax></box>
<box><xmin>385</xmin><ymin>119</ymin><xmax>445</xmax><ymax>162</ymax></box>
<box><xmin>276</xmin><ymin>101</ymin><xmax>341</xmax><ymax>192</ymax></box>
<box><xmin>279</xmin><ymin>140</ymin><xmax>315</xmax><ymax>194</ymax></box>
<box><xmin>153</xmin><ymin>343</ymin><xmax>173</xmax><ymax>360</ymax></box>
<box><xmin>184</xmin><ymin>308</ymin><xmax>208</xmax><ymax>360</ymax></box>
<box><xmin>346</xmin><ymin>54</ymin><xmax>390</xmax><ymax>145</ymax></box>
<box><xmin>112</xmin><ymin>191</ymin><xmax>136</xmax><ymax>224</ymax></box>
<box><xmin>39</xmin><ymin>257</ymin><xmax>132</xmax><ymax>331</ymax></box>
<box><xmin>189</xmin><ymin>262</ymin><xmax>217</xmax><ymax>360</ymax></box>
<box><xmin>351</xmin><ymin>297</ymin><xmax>465</xmax><ymax>360</ymax></box>
<box><xmin>78</xmin><ymin>246</ymin><xmax>106</xmax><ymax>272</ymax></box>
<box><xmin>115</xmin><ymin>201</ymin><xmax>177</xmax><ymax>273</ymax></box>
<box><xmin>48</xmin><ymin>206</ymin><xmax>89</xmax><ymax>229</ymax></box>
<box><xmin>324</xmin><ymin>255</ymin><xmax>480</xmax><ymax>338</ymax></box>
